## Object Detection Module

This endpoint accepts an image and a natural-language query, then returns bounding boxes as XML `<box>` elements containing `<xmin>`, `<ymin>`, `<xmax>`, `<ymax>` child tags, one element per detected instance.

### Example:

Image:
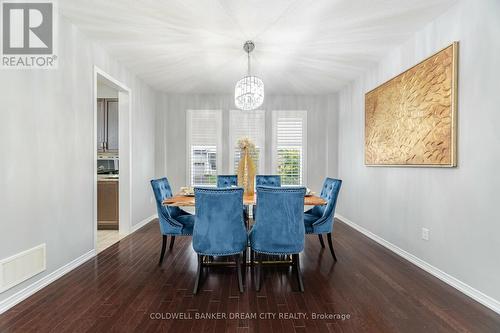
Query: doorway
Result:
<box><xmin>93</xmin><ymin>67</ymin><xmax>132</xmax><ymax>253</ymax></box>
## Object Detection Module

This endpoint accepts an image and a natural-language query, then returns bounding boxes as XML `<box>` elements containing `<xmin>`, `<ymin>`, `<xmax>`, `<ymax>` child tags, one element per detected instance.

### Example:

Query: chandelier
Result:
<box><xmin>235</xmin><ymin>41</ymin><xmax>264</xmax><ymax>111</ymax></box>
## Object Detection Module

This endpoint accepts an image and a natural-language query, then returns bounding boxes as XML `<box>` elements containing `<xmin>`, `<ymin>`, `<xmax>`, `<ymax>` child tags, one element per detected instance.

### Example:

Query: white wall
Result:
<box><xmin>337</xmin><ymin>0</ymin><xmax>500</xmax><ymax>305</ymax></box>
<box><xmin>155</xmin><ymin>94</ymin><xmax>339</xmax><ymax>192</ymax></box>
<box><xmin>0</xmin><ymin>13</ymin><xmax>156</xmax><ymax>303</ymax></box>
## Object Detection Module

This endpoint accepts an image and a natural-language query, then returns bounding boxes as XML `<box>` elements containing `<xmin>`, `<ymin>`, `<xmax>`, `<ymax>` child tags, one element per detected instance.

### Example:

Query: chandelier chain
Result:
<box><xmin>247</xmin><ymin>49</ymin><xmax>251</xmax><ymax>75</ymax></box>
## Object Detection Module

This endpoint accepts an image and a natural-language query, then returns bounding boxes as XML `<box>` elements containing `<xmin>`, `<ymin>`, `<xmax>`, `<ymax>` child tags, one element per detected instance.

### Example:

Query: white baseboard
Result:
<box><xmin>336</xmin><ymin>214</ymin><xmax>500</xmax><ymax>315</ymax></box>
<box><xmin>130</xmin><ymin>214</ymin><xmax>157</xmax><ymax>233</ymax></box>
<box><xmin>0</xmin><ymin>214</ymin><xmax>158</xmax><ymax>315</ymax></box>
<box><xmin>0</xmin><ymin>249</ymin><xmax>96</xmax><ymax>315</ymax></box>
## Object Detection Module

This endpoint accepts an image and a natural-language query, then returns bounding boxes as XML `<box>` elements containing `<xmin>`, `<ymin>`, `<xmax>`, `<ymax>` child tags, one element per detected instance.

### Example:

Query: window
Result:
<box><xmin>187</xmin><ymin>110</ymin><xmax>222</xmax><ymax>186</ymax></box>
<box><xmin>229</xmin><ymin>110</ymin><xmax>266</xmax><ymax>174</ymax></box>
<box><xmin>272</xmin><ymin>111</ymin><xmax>307</xmax><ymax>185</ymax></box>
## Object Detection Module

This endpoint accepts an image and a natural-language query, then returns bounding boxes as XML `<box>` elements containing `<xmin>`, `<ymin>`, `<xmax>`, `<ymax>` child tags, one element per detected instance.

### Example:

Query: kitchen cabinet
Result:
<box><xmin>97</xmin><ymin>100</ymin><xmax>104</xmax><ymax>151</ymax></box>
<box><xmin>97</xmin><ymin>180</ymin><xmax>119</xmax><ymax>230</ymax></box>
<box><xmin>97</xmin><ymin>98</ymin><xmax>119</xmax><ymax>152</ymax></box>
<box><xmin>107</xmin><ymin>101</ymin><xmax>119</xmax><ymax>151</ymax></box>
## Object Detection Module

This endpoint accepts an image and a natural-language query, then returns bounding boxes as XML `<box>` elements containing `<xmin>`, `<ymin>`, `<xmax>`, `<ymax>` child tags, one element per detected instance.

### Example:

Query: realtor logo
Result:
<box><xmin>1</xmin><ymin>1</ymin><xmax>57</xmax><ymax>68</ymax></box>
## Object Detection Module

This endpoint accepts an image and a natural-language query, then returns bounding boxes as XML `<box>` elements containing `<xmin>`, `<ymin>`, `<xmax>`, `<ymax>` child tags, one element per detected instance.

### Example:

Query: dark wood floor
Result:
<box><xmin>1</xmin><ymin>219</ymin><xmax>499</xmax><ymax>333</ymax></box>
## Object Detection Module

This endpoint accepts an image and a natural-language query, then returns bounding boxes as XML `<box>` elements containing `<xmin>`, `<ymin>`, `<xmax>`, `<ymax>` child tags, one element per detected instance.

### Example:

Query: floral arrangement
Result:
<box><xmin>237</xmin><ymin>136</ymin><xmax>256</xmax><ymax>152</ymax></box>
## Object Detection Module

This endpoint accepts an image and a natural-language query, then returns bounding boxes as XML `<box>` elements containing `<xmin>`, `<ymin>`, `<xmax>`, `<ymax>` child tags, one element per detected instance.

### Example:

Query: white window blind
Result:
<box><xmin>187</xmin><ymin>110</ymin><xmax>222</xmax><ymax>186</ymax></box>
<box><xmin>229</xmin><ymin>110</ymin><xmax>266</xmax><ymax>174</ymax></box>
<box><xmin>272</xmin><ymin>111</ymin><xmax>307</xmax><ymax>185</ymax></box>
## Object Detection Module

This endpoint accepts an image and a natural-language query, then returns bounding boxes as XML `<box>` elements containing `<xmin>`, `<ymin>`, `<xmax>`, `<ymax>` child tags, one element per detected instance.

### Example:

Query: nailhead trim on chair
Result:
<box><xmin>251</xmin><ymin>248</ymin><xmax>303</xmax><ymax>255</ymax></box>
<box><xmin>196</xmin><ymin>249</ymin><xmax>245</xmax><ymax>256</ymax></box>
<box><xmin>195</xmin><ymin>187</ymin><xmax>244</xmax><ymax>194</ymax></box>
<box><xmin>255</xmin><ymin>186</ymin><xmax>305</xmax><ymax>193</ymax></box>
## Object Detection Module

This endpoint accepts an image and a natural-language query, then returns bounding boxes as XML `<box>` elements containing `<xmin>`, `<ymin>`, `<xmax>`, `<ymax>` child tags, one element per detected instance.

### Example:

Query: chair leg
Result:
<box><xmin>193</xmin><ymin>254</ymin><xmax>203</xmax><ymax>295</ymax></box>
<box><xmin>244</xmin><ymin>209</ymin><xmax>249</xmax><ymax>228</ymax></box>
<box><xmin>293</xmin><ymin>254</ymin><xmax>304</xmax><ymax>292</ymax></box>
<box><xmin>158</xmin><ymin>235</ymin><xmax>167</xmax><ymax>265</ymax></box>
<box><xmin>255</xmin><ymin>252</ymin><xmax>262</xmax><ymax>292</ymax></box>
<box><xmin>242</xmin><ymin>248</ymin><xmax>247</xmax><ymax>267</ymax></box>
<box><xmin>318</xmin><ymin>234</ymin><xmax>325</xmax><ymax>248</ymax></box>
<box><xmin>327</xmin><ymin>232</ymin><xmax>338</xmax><ymax>262</ymax></box>
<box><xmin>169</xmin><ymin>236</ymin><xmax>175</xmax><ymax>251</ymax></box>
<box><xmin>236</xmin><ymin>254</ymin><xmax>244</xmax><ymax>293</ymax></box>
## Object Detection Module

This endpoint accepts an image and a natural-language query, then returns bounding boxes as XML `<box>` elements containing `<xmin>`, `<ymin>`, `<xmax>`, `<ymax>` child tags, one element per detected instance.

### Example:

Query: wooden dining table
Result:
<box><xmin>163</xmin><ymin>192</ymin><xmax>327</xmax><ymax>207</ymax></box>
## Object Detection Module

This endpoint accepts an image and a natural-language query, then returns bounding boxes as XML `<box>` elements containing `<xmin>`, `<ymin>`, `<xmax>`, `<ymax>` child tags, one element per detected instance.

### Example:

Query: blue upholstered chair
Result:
<box><xmin>216</xmin><ymin>175</ymin><xmax>238</xmax><ymax>188</ymax></box>
<box><xmin>249</xmin><ymin>186</ymin><xmax>306</xmax><ymax>292</ymax></box>
<box><xmin>253</xmin><ymin>175</ymin><xmax>281</xmax><ymax>218</ymax></box>
<box><xmin>255</xmin><ymin>175</ymin><xmax>281</xmax><ymax>187</ymax></box>
<box><xmin>150</xmin><ymin>177</ymin><xmax>195</xmax><ymax>265</ymax></box>
<box><xmin>192</xmin><ymin>187</ymin><xmax>247</xmax><ymax>294</ymax></box>
<box><xmin>217</xmin><ymin>175</ymin><xmax>249</xmax><ymax>224</ymax></box>
<box><xmin>304</xmin><ymin>178</ymin><xmax>342</xmax><ymax>261</ymax></box>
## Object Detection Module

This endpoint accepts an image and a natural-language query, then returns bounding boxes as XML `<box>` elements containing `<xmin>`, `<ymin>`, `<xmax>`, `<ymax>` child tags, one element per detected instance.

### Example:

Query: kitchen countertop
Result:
<box><xmin>98</xmin><ymin>175</ymin><xmax>119</xmax><ymax>182</ymax></box>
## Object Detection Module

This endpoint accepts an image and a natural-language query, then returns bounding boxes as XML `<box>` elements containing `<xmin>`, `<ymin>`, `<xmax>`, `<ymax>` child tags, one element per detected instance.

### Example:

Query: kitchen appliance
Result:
<box><xmin>97</xmin><ymin>155</ymin><xmax>119</xmax><ymax>174</ymax></box>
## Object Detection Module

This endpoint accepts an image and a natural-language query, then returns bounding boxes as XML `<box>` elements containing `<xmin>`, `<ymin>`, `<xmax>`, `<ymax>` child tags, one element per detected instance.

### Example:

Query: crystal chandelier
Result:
<box><xmin>235</xmin><ymin>41</ymin><xmax>264</xmax><ymax>111</ymax></box>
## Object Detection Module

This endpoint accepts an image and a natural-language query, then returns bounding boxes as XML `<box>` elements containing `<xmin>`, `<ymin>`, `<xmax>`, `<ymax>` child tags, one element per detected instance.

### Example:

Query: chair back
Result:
<box><xmin>252</xmin><ymin>186</ymin><xmax>306</xmax><ymax>254</ymax></box>
<box><xmin>150</xmin><ymin>178</ymin><xmax>184</xmax><ymax>234</ymax></box>
<box><xmin>193</xmin><ymin>187</ymin><xmax>247</xmax><ymax>256</ymax></box>
<box><xmin>310</xmin><ymin>178</ymin><xmax>342</xmax><ymax>231</ymax></box>
<box><xmin>217</xmin><ymin>175</ymin><xmax>238</xmax><ymax>188</ymax></box>
<box><xmin>255</xmin><ymin>175</ymin><xmax>281</xmax><ymax>187</ymax></box>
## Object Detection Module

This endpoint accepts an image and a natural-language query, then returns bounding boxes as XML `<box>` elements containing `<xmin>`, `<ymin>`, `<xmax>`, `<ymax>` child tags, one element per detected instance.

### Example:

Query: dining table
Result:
<box><xmin>162</xmin><ymin>192</ymin><xmax>327</xmax><ymax>207</ymax></box>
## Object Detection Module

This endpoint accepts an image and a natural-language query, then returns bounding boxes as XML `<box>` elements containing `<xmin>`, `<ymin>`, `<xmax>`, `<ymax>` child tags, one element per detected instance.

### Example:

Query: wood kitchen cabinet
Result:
<box><xmin>97</xmin><ymin>98</ymin><xmax>119</xmax><ymax>152</ymax></box>
<box><xmin>97</xmin><ymin>180</ymin><xmax>119</xmax><ymax>230</ymax></box>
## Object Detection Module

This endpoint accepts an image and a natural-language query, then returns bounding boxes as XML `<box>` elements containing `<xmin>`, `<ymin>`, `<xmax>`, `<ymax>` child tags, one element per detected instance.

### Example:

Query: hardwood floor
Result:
<box><xmin>1</xmin><ymin>219</ymin><xmax>499</xmax><ymax>332</ymax></box>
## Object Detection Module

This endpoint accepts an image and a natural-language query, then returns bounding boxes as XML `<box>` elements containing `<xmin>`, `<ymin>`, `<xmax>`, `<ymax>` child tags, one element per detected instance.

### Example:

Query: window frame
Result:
<box><xmin>228</xmin><ymin>109</ymin><xmax>266</xmax><ymax>175</ymax></box>
<box><xmin>186</xmin><ymin>109</ymin><xmax>222</xmax><ymax>187</ymax></box>
<box><xmin>271</xmin><ymin>110</ymin><xmax>308</xmax><ymax>186</ymax></box>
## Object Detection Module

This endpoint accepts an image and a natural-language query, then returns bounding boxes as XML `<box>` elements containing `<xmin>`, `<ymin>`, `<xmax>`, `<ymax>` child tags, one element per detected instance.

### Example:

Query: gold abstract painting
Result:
<box><xmin>365</xmin><ymin>42</ymin><xmax>458</xmax><ymax>167</ymax></box>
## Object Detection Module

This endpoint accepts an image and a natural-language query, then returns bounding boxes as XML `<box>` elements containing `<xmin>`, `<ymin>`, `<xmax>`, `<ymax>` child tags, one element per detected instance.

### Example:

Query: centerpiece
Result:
<box><xmin>236</xmin><ymin>137</ymin><xmax>256</xmax><ymax>195</ymax></box>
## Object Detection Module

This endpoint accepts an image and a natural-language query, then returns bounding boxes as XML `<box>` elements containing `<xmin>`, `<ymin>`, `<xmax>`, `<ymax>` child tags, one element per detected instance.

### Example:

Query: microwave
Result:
<box><xmin>97</xmin><ymin>155</ymin><xmax>119</xmax><ymax>174</ymax></box>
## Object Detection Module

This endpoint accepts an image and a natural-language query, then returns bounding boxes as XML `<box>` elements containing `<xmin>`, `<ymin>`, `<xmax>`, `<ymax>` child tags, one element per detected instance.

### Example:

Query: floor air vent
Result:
<box><xmin>0</xmin><ymin>244</ymin><xmax>46</xmax><ymax>293</ymax></box>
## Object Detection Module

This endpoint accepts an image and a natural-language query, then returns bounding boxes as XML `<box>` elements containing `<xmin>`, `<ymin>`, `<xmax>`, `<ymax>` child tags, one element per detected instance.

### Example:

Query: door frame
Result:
<box><xmin>93</xmin><ymin>66</ymin><xmax>132</xmax><ymax>250</ymax></box>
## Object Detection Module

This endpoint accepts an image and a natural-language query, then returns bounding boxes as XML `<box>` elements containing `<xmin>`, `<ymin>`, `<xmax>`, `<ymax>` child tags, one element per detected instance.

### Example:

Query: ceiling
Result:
<box><xmin>60</xmin><ymin>0</ymin><xmax>456</xmax><ymax>94</ymax></box>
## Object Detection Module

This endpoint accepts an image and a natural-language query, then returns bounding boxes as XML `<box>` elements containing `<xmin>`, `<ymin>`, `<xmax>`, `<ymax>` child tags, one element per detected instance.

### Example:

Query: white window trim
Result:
<box><xmin>186</xmin><ymin>109</ymin><xmax>222</xmax><ymax>187</ymax></box>
<box><xmin>228</xmin><ymin>110</ymin><xmax>266</xmax><ymax>174</ymax></box>
<box><xmin>271</xmin><ymin>110</ymin><xmax>308</xmax><ymax>186</ymax></box>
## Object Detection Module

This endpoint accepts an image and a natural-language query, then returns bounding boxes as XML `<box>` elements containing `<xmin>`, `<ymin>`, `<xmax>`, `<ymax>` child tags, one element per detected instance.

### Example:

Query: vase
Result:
<box><xmin>237</xmin><ymin>147</ymin><xmax>256</xmax><ymax>195</ymax></box>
